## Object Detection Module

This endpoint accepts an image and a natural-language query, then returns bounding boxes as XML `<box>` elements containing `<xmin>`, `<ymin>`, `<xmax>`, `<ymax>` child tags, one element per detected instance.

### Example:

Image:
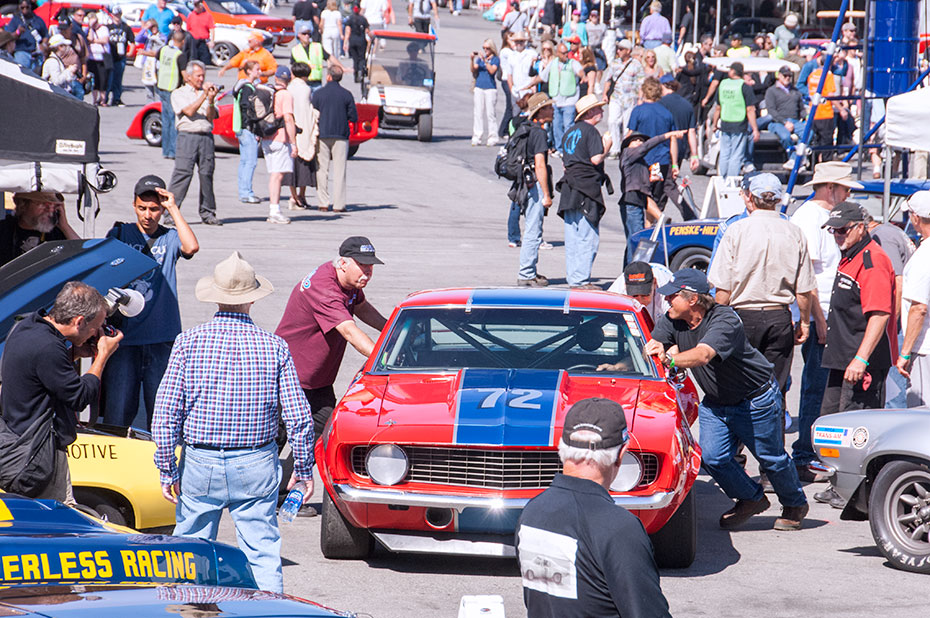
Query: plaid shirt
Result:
<box><xmin>153</xmin><ymin>312</ymin><xmax>314</xmax><ymax>485</ymax></box>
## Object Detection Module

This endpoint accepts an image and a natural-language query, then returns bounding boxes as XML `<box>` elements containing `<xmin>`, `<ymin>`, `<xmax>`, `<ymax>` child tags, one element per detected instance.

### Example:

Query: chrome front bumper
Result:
<box><xmin>333</xmin><ymin>484</ymin><xmax>675</xmax><ymax>511</ymax></box>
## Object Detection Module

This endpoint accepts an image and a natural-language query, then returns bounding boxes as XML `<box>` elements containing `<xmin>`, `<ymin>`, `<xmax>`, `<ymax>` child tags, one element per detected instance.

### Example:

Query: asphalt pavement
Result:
<box><xmin>84</xmin><ymin>4</ymin><xmax>929</xmax><ymax>616</ymax></box>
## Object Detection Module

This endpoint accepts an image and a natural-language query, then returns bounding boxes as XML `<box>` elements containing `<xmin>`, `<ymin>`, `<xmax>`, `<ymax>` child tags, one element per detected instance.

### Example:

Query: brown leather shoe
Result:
<box><xmin>774</xmin><ymin>503</ymin><xmax>809</xmax><ymax>531</ymax></box>
<box><xmin>719</xmin><ymin>496</ymin><xmax>770</xmax><ymax>529</ymax></box>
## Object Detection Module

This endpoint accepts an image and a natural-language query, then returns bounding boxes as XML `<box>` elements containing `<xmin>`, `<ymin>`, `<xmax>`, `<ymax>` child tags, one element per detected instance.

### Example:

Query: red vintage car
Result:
<box><xmin>126</xmin><ymin>96</ymin><xmax>379</xmax><ymax>157</ymax></box>
<box><xmin>316</xmin><ymin>287</ymin><xmax>703</xmax><ymax>568</ymax></box>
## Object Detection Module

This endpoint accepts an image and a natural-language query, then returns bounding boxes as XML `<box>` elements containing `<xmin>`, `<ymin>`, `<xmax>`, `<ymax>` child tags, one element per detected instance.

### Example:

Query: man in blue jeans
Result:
<box><xmin>714</xmin><ymin>62</ymin><xmax>759</xmax><ymax>178</ymax></box>
<box><xmin>646</xmin><ymin>269</ymin><xmax>809</xmax><ymax>531</ymax></box>
<box><xmin>103</xmin><ymin>176</ymin><xmax>199</xmax><ymax>429</ymax></box>
<box><xmin>516</xmin><ymin>93</ymin><xmax>554</xmax><ymax>287</ymax></box>
<box><xmin>155</xmin><ymin>31</ymin><xmax>189</xmax><ymax>159</ymax></box>
<box><xmin>764</xmin><ymin>66</ymin><xmax>805</xmax><ymax>169</ymax></box>
<box><xmin>153</xmin><ymin>251</ymin><xmax>315</xmax><ymax>593</ymax></box>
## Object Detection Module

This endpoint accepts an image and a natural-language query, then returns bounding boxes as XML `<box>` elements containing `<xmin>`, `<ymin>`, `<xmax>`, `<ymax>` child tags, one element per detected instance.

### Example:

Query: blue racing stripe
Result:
<box><xmin>468</xmin><ymin>288</ymin><xmax>568</xmax><ymax>309</ymax></box>
<box><xmin>453</xmin><ymin>368</ymin><xmax>562</xmax><ymax>446</ymax></box>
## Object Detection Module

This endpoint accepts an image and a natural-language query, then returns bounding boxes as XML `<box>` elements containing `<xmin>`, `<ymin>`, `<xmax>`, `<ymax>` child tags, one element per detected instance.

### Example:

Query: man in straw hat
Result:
<box><xmin>153</xmin><ymin>251</ymin><xmax>314</xmax><ymax>593</ymax></box>
<box><xmin>516</xmin><ymin>397</ymin><xmax>671</xmax><ymax>616</ymax></box>
<box><xmin>0</xmin><ymin>190</ymin><xmax>79</xmax><ymax>267</ymax></box>
<box><xmin>513</xmin><ymin>92</ymin><xmax>555</xmax><ymax>287</ymax></box>
<box><xmin>789</xmin><ymin>161</ymin><xmax>863</xmax><ymax>481</ymax></box>
<box><xmin>555</xmin><ymin>93</ymin><xmax>612</xmax><ymax>289</ymax></box>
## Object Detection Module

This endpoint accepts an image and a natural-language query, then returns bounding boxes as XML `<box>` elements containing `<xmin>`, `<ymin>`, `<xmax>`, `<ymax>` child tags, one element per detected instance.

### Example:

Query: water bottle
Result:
<box><xmin>279</xmin><ymin>481</ymin><xmax>306</xmax><ymax>523</ymax></box>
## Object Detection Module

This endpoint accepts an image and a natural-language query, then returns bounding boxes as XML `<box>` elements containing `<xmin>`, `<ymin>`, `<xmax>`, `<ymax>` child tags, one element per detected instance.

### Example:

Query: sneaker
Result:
<box><xmin>471</xmin><ymin>140</ymin><xmax>481</xmax><ymax>146</ymax></box>
<box><xmin>113</xmin><ymin>100</ymin><xmax>126</xmax><ymax>107</ymax></box>
<box><xmin>829</xmin><ymin>494</ymin><xmax>848</xmax><ymax>509</ymax></box>
<box><xmin>719</xmin><ymin>495</ymin><xmax>770</xmax><ymax>529</ymax></box>
<box><xmin>773</xmin><ymin>503</ymin><xmax>809</xmax><ymax>531</ymax></box>
<box><xmin>201</xmin><ymin>215</ymin><xmax>223</xmax><ymax>226</ymax></box>
<box><xmin>782</xmin><ymin>159</ymin><xmax>797</xmax><ymax>170</ymax></box>
<box><xmin>508</xmin><ymin>241</ymin><xmax>521</xmax><ymax>248</ymax></box>
<box><xmin>571</xmin><ymin>283</ymin><xmax>602</xmax><ymax>290</ymax></box>
<box><xmin>539</xmin><ymin>241</ymin><xmax>554</xmax><ymax>250</ymax></box>
<box><xmin>517</xmin><ymin>274</ymin><xmax>549</xmax><ymax>287</ymax></box>
<box><xmin>487</xmin><ymin>138</ymin><xmax>499</xmax><ymax>147</ymax></box>
<box><xmin>240</xmin><ymin>196</ymin><xmax>261</xmax><ymax>204</ymax></box>
<box><xmin>551</xmin><ymin>151</ymin><xmax>562</xmax><ymax>158</ymax></box>
<box><xmin>814</xmin><ymin>486</ymin><xmax>841</xmax><ymax>504</ymax></box>
<box><xmin>297</xmin><ymin>504</ymin><xmax>318</xmax><ymax>517</ymax></box>
<box><xmin>759</xmin><ymin>473</ymin><xmax>775</xmax><ymax>494</ymax></box>
<box><xmin>267</xmin><ymin>212</ymin><xmax>291</xmax><ymax>224</ymax></box>
<box><xmin>795</xmin><ymin>466</ymin><xmax>827</xmax><ymax>484</ymax></box>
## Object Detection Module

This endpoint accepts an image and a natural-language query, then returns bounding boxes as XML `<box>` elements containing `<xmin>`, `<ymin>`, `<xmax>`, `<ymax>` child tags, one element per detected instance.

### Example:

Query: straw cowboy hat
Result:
<box><xmin>13</xmin><ymin>190</ymin><xmax>65</xmax><ymax>203</ymax></box>
<box><xmin>801</xmin><ymin>161</ymin><xmax>864</xmax><ymax>189</ymax></box>
<box><xmin>195</xmin><ymin>251</ymin><xmax>273</xmax><ymax>304</ymax></box>
<box><xmin>526</xmin><ymin>92</ymin><xmax>553</xmax><ymax>119</ymax></box>
<box><xmin>574</xmin><ymin>94</ymin><xmax>606</xmax><ymax>121</ymax></box>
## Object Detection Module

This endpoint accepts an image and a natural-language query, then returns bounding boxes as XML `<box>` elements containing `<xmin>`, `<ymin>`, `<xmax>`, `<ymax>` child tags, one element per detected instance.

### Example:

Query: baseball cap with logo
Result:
<box><xmin>656</xmin><ymin>268</ymin><xmax>711</xmax><ymax>296</ymax></box>
<box><xmin>822</xmin><ymin>201</ymin><xmax>867</xmax><ymax>228</ymax></box>
<box><xmin>134</xmin><ymin>174</ymin><xmax>166</xmax><ymax>197</ymax></box>
<box><xmin>906</xmin><ymin>190</ymin><xmax>930</xmax><ymax>218</ymax></box>
<box><xmin>275</xmin><ymin>65</ymin><xmax>292</xmax><ymax>81</ymax></box>
<box><xmin>340</xmin><ymin>236</ymin><xmax>384</xmax><ymax>265</ymax></box>
<box><xmin>561</xmin><ymin>398</ymin><xmax>629</xmax><ymax>450</ymax></box>
<box><xmin>623</xmin><ymin>262</ymin><xmax>654</xmax><ymax>296</ymax></box>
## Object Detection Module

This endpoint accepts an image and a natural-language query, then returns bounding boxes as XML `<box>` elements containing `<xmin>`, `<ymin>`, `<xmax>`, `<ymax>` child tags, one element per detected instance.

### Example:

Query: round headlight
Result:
<box><xmin>609</xmin><ymin>451</ymin><xmax>643</xmax><ymax>492</ymax></box>
<box><xmin>366</xmin><ymin>444</ymin><xmax>408</xmax><ymax>486</ymax></box>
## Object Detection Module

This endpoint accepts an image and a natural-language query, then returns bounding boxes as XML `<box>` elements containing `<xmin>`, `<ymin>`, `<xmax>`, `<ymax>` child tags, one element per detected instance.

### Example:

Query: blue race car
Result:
<box><xmin>629</xmin><ymin>179</ymin><xmax>930</xmax><ymax>272</ymax></box>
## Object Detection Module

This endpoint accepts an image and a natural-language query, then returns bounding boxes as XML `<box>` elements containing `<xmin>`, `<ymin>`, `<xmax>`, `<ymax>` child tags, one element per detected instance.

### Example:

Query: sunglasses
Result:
<box><xmin>828</xmin><ymin>223</ymin><xmax>860</xmax><ymax>235</ymax></box>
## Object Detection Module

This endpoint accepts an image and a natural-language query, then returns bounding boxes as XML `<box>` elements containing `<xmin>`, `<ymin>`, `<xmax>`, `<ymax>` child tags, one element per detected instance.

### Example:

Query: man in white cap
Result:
<box><xmin>789</xmin><ymin>161</ymin><xmax>863</xmax><ymax>479</ymax></box>
<box><xmin>0</xmin><ymin>190</ymin><xmax>79</xmax><ymax>267</ymax></box>
<box><xmin>774</xmin><ymin>13</ymin><xmax>799</xmax><ymax>56</ymax></box>
<box><xmin>897</xmin><ymin>191</ymin><xmax>930</xmax><ymax>406</ymax></box>
<box><xmin>153</xmin><ymin>251</ymin><xmax>314</xmax><ymax>593</ymax></box>
<box><xmin>556</xmin><ymin>93</ymin><xmax>612</xmax><ymax>289</ymax></box>
<box><xmin>603</xmin><ymin>38</ymin><xmax>644</xmax><ymax>158</ymax></box>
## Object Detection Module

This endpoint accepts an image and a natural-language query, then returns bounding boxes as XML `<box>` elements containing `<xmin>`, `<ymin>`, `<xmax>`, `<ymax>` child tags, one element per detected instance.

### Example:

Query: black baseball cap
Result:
<box><xmin>623</xmin><ymin>262</ymin><xmax>654</xmax><ymax>296</ymax></box>
<box><xmin>656</xmin><ymin>268</ymin><xmax>711</xmax><ymax>296</ymax></box>
<box><xmin>339</xmin><ymin>236</ymin><xmax>384</xmax><ymax>265</ymax></box>
<box><xmin>134</xmin><ymin>174</ymin><xmax>166</xmax><ymax>197</ymax></box>
<box><xmin>561</xmin><ymin>398</ymin><xmax>629</xmax><ymax>450</ymax></box>
<box><xmin>822</xmin><ymin>201</ymin><xmax>867</xmax><ymax>228</ymax></box>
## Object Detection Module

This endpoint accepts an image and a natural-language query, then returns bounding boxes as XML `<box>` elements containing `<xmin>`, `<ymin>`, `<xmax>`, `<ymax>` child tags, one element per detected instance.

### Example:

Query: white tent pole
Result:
<box><xmin>715</xmin><ymin>0</ymin><xmax>720</xmax><ymax>43</ymax></box>
<box><xmin>693</xmin><ymin>0</ymin><xmax>698</xmax><ymax>44</ymax></box>
<box><xmin>632</xmin><ymin>0</ymin><xmax>638</xmax><ymax>42</ymax></box>
<box><xmin>672</xmin><ymin>0</ymin><xmax>678</xmax><ymax>44</ymax></box>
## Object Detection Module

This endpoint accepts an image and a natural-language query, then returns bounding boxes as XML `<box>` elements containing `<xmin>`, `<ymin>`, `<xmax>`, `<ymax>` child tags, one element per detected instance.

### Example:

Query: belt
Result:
<box><xmin>736</xmin><ymin>305</ymin><xmax>790</xmax><ymax>312</ymax></box>
<box><xmin>186</xmin><ymin>439</ymin><xmax>274</xmax><ymax>451</ymax></box>
<box><xmin>746</xmin><ymin>379</ymin><xmax>776</xmax><ymax>400</ymax></box>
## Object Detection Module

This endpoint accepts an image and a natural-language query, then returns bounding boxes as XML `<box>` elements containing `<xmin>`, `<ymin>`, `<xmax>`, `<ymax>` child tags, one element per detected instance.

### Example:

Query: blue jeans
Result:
<box><xmin>718</xmin><ymin>130</ymin><xmax>747</xmax><ymax>178</ymax></box>
<box><xmin>552</xmin><ymin>104</ymin><xmax>575</xmax><ymax>153</ymax></box>
<box><xmin>563</xmin><ymin>208</ymin><xmax>599</xmax><ymax>286</ymax></box>
<box><xmin>157</xmin><ymin>87</ymin><xmax>177</xmax><ymax>158</ymax></box>
<box><xmin>453</xmin><ymin>0</ymin><xmax>463</xmax><ymax>9</ymax></box>
<box><xmin>518</xmin><ymin>183</ymin><xmax>544</xmax><ymax>280</ymax></box>
<box><xmin>768</xmin><ymin>117</ymin><xmax>799</xmax><ymax>157</ymax></box>
<box><xmin>13</xmin><ymin>50</ymin><xmax>38</xmax><ymax>71</ymax></box>
<box><xmin>619</xmin><ymin>202</ymin><xmax>645</xmax><ymax>266</ymax></box>
<box><xmin>791</xmin><ymin>328</ymin><xmax>829</xmax><ymax>466</ymax></box>
<box><xmin>700</xmin><ymin>380</ymin><xmax>807</xmax><ymax>507</ymax></box>
<box><xmin>643</xmin><ymin>40</ymin><xmax>660</xmax><ymax>49</ymax></box>
<box><xmin>107</xmin><ymin>57</ymin><xmax>126</xmax><ymax>103</ymax></box>
<box><xmin>886</xmin><ymin>332</ymin><xmax>907</xmax><ymax>408</ymax></box>
<box><xmin>69</xmin><ymin>79</ymin><xmax>86</xmax><ymax>100</ymax></box>
<box><xmin>175</xmin><ymin>442</ymin><xmax>283</xmax><ymax>592</ymax></box>
<box><xmin>101</xmin><ymin>342</ymin><xmax>173</xmax><ymax>430</ymax></box>
<box><xmin>508</xmin><ymin>202</ymin><xmax>522</xmax><ymax>243</ymax></box>
<box><xmin>236</xmin><ymin>129</ymin><xmax>259</xmax><ymax>199</ymax></box>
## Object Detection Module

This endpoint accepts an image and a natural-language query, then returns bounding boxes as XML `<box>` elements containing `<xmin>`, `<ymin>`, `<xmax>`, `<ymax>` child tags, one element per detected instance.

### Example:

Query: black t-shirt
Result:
<box><xmin>108</xmin><ymin>22</ymin><xmax>133</xmax><ymax>60</ymax></box>
<box><xmin>651</xmin><ymin>304</ymin><xmax>774</xmax><ymax>405</ymax></box>
<box><xmin>527</xmin><ymin>121</ymin><xmax>551</xmax><ymax>189</ymax></box>
<box><xmin>0</xmin><ymin>216</ymin><xmax>67</xmax><ymax>268</ymax></box>
<box><xmin>293</xmin><ymin>0</ymin><xmax>318</xmax><ymax>20</ymax></box>
<box><xmin>345</xmin><ymin>13</ymin><xmax>368</xmax><ymax>40</ymax></box>
<box><xmin>560</xmin><ymin>121</ymin><xmax>602</xmax><ymax>168</ymax></box>
<box><xmin>659</xmin><ymin>92</ymin><xmax>695</xmax><ymax>158</ymax></box>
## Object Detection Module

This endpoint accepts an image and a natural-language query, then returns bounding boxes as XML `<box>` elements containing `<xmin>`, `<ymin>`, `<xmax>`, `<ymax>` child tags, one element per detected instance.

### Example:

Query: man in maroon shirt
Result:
<box><xmin>275</xmin><ymin>236</ymin><xmax>388</xmax><ymax>438</ymax></box>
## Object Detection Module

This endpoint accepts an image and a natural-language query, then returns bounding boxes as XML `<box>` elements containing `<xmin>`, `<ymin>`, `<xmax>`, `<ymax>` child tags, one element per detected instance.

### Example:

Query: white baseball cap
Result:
<box><xmin>906</xmin><ymin>190</ymin><xmax>930</xmax><ymax>218</ymax></box>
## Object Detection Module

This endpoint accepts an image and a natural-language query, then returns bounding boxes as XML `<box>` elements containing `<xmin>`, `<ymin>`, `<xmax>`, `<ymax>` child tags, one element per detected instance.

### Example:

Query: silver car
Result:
<box><xmin>812</xmin><ymin>408</ymin><xmax>930</xmax><ymax>574</ymax></box>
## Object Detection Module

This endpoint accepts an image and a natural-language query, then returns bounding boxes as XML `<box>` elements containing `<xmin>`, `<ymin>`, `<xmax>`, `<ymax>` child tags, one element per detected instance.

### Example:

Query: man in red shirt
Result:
<box><xmin>275</xmin><ymin>237</ymin><xmax>388</xmax><ymax>438</ymax></box>
<box><xmin>185</xmin><ymin>0</ymin><xmax>215</xmax><ymax>65</ymax></box>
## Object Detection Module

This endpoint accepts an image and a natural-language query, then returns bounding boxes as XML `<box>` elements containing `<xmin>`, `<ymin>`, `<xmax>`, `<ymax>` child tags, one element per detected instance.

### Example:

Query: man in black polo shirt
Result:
<box><xmin>516</xmin><ymin>398</ymin><xmax>671</xmax><ymax>618</ymax></box>
<box><xmin>646</xmin><ymin>269</ymin><xmax>808</xmax><ymax>530</ymax></box>
<box><xmin>312</xmin><ymin>65</ymin><xmax>357</xmax><ymax>213</ymax></box>
<box><xmin>0</xmin><ymin>281</ymin><xmax>122</xmax><ymax>501</ymax></box>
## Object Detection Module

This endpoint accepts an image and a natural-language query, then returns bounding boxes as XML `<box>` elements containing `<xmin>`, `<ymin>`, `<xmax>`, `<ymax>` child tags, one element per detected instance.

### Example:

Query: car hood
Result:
<box><xmin>0</xmin><ymin>585</ymin><xmax>348</xmax><ymax>617</ymax></box>
<box><xmin>366</xmin><ymin>85</ymin><xmax>431</xmax><ymax>110</ymax></box>
<box><xmin>373</xmin><ymin>368</ymin><xmax>639</xmax><ymax>446</ymax></box>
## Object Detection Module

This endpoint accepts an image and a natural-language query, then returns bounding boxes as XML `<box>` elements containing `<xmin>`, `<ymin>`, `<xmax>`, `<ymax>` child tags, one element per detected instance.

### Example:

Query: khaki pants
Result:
<box><xmin>35</xmin><ymin>449</ymin><xmax>76</xmax><ymax>505</ymax></box>
<box><xmin>316</xmin><ymin>138</ymin><xmax>348</xmax><ymax>211</ymax></box>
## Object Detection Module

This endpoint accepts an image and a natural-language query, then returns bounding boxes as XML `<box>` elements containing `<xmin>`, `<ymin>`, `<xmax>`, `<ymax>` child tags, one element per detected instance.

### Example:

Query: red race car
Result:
<box><xmin>126</xmin><ymin>95</ymin><xmax>379</xmax><ymax>157</ymax></box>
<box><xmin>316</xmin><ymin>288</ymin><xmax>703</xmax><ymax>568</ymax></box>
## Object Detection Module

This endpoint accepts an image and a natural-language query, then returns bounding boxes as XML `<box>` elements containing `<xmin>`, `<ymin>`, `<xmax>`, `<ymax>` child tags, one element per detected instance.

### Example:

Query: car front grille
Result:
<box><xmin>351</xmin><ymin>446</ymin><xmax>659</xmax><ymax>490</ymax></box>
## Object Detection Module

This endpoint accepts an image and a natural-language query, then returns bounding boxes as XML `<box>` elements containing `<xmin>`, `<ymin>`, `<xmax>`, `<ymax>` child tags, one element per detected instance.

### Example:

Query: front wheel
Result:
<box><xmin>320</xmin><ymin>490</ymin><xmax>373</xmax><ymax>559</ymax></box>
<box><xmin>211</xmin><ymin>42</ymin><xmax>238</xmax><ymax>67</ymax></box>
<box><xmin>417</xmin><ymin>113</ymin><xmax>433</xmax><ymax>142</ymax></box>
<box><xmin>650</xmin><ymin>489</ymin><xmax>696</xmax><ymax>569</ymax></box>
<box><xmin>142</xmin><ymin>112</ymin><xmax>162</xmax><ymax>148</ymax></box>
<box><xmin>869</xmin><ymin>460</ymin><xmax>930</xmax><ymax>574</ymax></box>
<box><xmin>669</xmin><ymin>246</ymin><xmax>711</xmax><ymax>273</ymax></box>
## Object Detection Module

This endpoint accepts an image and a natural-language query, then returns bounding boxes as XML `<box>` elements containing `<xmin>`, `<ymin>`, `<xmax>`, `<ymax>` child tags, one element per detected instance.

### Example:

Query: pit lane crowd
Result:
<box><xmin>3</xmin><ymin>0</ymin><xmax>930</xmax><ymax>616</ymax></box>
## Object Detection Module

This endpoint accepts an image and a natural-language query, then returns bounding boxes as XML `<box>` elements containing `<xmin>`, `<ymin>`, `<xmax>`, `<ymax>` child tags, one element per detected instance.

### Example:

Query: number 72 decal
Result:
<box><xmin>475</xmin><ymin>388</ymin><xmax>544</xmax><ymax>410</ymax></box>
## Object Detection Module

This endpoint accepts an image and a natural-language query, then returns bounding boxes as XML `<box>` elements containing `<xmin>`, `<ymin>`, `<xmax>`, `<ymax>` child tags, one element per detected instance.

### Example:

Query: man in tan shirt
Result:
<box><xmin>708</xmin><ymin>172</ymin><xmax>816</xmax><ymax>400</ymax></box>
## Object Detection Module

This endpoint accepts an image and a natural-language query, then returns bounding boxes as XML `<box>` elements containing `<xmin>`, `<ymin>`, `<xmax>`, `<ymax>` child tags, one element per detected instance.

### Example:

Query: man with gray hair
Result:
<box><xmin>516</xmin><ymin>397</ymin><xmax>671</xmax><ymax>617</ymax></box>
<box><xmin>1</xmin><ymin>281</ymin><xmax>122</xmax><ymax>502</ymax></box>
<box><xmin>0</xmin><ymin>190</ymin><xmax>80</xmax><ymax>267</ymax></box>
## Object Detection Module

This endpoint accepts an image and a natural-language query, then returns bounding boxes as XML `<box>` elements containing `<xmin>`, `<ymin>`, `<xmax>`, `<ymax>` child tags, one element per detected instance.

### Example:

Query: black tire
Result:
<box><xmin>74</xmin><ymin>490</ymin><xmax>131</xmax><ymax>528</ymax></box>
<box><xmin>868</xmin><ymin>460</ymin><xmax>930</xmax><ymax>574</ymax></box>
<box><xmin>348</xmin><ymin>144</ymin><xmax>359</xmax><ymax>158</ymax></box>
<box><xmin>320</xmin><ymin>490</ymin><xmax>373</xmax><ymax>559</ymax></box>
<box><xmin>417</xmin><ymin>113</ymin><xmax>433</xmax><ymax>142</ymax></box>
<box><xmin>650</xmin><ymin>489</ymin><xmax>696</xmax><ymax>569</ymax></box>
<box><xmin>142</xmin><ymin>112</ymin><xmax>162</xmax><ymax>148</ymax></box>
<box><xmin>669</xmin><ymin>246</ymin><xmax>712</xmax><ymax>272</ymax></box>
<box><xmin>212</xmin><ymin>42</ymin><xmax>238</xmax><ymax>67</ymax></box>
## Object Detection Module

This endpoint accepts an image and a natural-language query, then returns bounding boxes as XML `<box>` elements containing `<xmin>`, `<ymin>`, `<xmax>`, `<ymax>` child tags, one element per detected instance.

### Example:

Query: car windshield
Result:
<box><xmin>369</xmin><ymin>38</ymin><xmax>434</xmax><ymax>88</ymax></box>
<box><xmin>204</xmin><ymin>0</ymin><xmax>263</xmax><ymax>15</ymax></box>
<box><xmin>375</xmin><ymin>307</ymin><xmax>655</xmax><ymax>376</ymax></box>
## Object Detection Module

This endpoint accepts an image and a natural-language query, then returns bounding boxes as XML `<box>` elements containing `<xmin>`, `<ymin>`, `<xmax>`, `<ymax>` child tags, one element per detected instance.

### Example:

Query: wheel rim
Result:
<box><xmin>679</xmin><ymin>255</ymin><xmax>709</xmax><ymax>273</ymax></box>
<box><xmin>883</xmin><ymin>469</ymin><xmax>930</xmax><ymax>554</ymax></box>
<box><xmin>213</xmin><ymin>45</ymin><xmax>232</xmax><ymax>64</ymax></box>
<box><xmin>144</xmin><ymin>116</ymin><xmax>162</xmax><ymax>143</ymax></box>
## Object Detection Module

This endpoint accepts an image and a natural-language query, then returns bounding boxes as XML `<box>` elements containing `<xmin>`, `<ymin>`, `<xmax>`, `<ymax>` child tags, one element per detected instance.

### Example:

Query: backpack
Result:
<box><xmin>494</xmin><ymin>121</ymin><xmax>534</xmax><ymax>182</ymax></box>
<box><xmin>247</xmin><ymin>84</ymin><xmax>285</xmax><ymax>137</ymax></box>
